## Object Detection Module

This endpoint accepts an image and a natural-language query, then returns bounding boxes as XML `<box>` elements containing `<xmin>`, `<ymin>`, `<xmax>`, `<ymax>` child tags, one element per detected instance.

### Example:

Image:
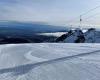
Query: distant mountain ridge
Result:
<box><xmin>0</xmin><ymin>21</ymin><xmax>68</xmax><ymax>33</ymax></box>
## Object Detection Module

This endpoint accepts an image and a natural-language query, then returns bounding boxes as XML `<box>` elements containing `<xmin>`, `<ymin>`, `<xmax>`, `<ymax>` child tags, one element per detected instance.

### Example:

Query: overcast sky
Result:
<box><xmin>0</xmin><ymin>0</ymin><xmax>100</xmax><ymax>26</ymax></box>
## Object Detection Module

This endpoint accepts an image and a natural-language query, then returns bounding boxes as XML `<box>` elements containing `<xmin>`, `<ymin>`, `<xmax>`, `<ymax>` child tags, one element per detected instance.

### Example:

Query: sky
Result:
<box><xmin>0</xmin><ymin>0</ymin><xmax>100</xmax><ymax>26</ymax></box>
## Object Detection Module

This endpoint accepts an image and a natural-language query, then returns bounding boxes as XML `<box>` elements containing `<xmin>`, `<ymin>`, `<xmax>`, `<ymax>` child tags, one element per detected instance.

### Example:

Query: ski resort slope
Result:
<box><xmin>0</xmin><ymin>43</ymin><xmax>100</xmax><ymax>80</ymax></box>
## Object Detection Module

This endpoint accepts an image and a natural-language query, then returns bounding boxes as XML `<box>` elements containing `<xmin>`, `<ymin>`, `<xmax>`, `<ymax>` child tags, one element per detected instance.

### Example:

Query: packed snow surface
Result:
<box><xmin>0</xmin><ymin>43</ymin><xmax>100</xmax><ymax>80</ymax></box>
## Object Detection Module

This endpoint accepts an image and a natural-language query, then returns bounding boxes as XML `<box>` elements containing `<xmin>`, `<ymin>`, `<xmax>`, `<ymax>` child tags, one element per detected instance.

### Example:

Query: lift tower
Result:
<box><xmin>79</xmin><ymin>15</ymin><xmax>82</xmax><ymax>29</ymax></box>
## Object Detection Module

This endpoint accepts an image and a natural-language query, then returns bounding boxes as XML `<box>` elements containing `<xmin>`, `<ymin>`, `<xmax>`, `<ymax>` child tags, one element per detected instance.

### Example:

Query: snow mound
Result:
<box><xmin>56</xmin><ymin>28</ymin><xmax>85</xmax><ymax>43</ymax></box>
<box><xmin>84</xmin><ymin>28</ymin><xmax>100</xmax><ymax>43</ymax></box>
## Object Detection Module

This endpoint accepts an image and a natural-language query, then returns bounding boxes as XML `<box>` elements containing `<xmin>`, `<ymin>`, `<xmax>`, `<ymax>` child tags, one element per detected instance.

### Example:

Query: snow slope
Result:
<box><xmin>0</xmin><ymin>43</ymin><xmax>100</xmax><ymax>80</ymax></box>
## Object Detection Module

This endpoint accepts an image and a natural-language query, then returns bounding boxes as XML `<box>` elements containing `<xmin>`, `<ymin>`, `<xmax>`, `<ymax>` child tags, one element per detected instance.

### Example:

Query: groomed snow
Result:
<box><xmin>0</xmin><ymin>43</ymin><xmax>100</xmax><ymax>80</ymax></box>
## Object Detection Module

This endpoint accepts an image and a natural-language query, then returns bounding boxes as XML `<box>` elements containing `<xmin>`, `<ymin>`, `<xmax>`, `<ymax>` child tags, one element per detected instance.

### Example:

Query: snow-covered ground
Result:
<box><xmin>0</xmin><ymin>43</ymin><xmax>100</xmax><ymax>80</ymax></box>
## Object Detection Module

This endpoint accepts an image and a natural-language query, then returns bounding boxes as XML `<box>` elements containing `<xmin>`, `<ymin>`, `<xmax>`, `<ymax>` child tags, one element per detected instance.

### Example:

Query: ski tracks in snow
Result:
<box><xmin>0</xmin><ymin>44</ymin><xmax>100</xmax><ymax>80</ymax></box>
<box><xmin>21</xmin><ymin>49</ymin><xmax>100</xmax><ymax>76</ymax></box>
<box><xmin>24</xmin><ymin>51</ymin><xmax>48</xmax><ymax>62</ymax></box>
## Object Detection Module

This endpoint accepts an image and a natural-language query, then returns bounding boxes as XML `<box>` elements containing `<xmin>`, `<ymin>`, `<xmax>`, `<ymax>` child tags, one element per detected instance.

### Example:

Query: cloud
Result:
<box><xmin>0</xmin><ymin>0</ymin><xmax>100</xmax><ymax>26</ymax></box>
